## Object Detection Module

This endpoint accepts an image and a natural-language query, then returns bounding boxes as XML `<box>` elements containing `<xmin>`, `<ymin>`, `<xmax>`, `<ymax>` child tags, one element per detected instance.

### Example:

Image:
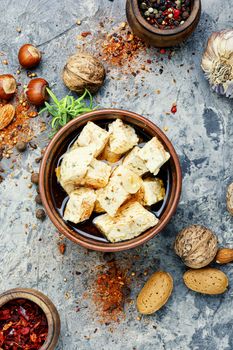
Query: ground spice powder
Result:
<box><xmin>93</xmin><ymin>260</ymin><xmax>131</xmax><ymax>324</ymax></box>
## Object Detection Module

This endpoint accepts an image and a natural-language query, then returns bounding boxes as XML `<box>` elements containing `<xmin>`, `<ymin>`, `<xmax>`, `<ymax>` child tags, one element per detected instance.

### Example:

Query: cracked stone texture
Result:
<box><xmin>0</xmin><ymin>0</ymin><xmax>233</xmax><ymax>349</ymax></box>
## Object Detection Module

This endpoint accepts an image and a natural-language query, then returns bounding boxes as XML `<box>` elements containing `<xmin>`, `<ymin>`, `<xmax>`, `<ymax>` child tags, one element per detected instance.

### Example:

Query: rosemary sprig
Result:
<box><xmin>39</xmin><ymin>88</ymin><xmax>96</xmax><ymax>137</ymax></box>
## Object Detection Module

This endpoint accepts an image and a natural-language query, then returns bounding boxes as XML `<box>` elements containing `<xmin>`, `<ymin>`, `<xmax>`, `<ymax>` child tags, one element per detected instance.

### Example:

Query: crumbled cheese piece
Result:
<box><xmin>94</xmin><ymin>199</ymin><xmax>105</xmax><ymax>213</ymax></box>
<box><xmin>93</xmin><ymin>201</ymin><xmax>158</xmax><ymax>242</ymax></box>
<box><xmin>123</xmin><ymin>146</ymin><xmax>148</xmax><ymax>176</ymax></box>
<box><xmin>63</xmin><ymin>188</ymin><xmax>96</xmax><ymax>224</ymax></box>
<box><xmin>72</xmin><ymin>121</ymin><xmax>109</xmax><ymax>157</ymax></box>
<box><xmin>138</xmin><ymin>137</ymin><xmax>170</xmax><ymax>175</ymax></box>
<box><xmin>108</xmin><ymin>119</ymin><xmax>139</xmax><ymax>155</ymax></box>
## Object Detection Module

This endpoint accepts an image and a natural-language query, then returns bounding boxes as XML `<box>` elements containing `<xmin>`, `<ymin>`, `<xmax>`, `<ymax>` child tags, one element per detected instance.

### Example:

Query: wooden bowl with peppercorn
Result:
<box><xmin>39</xmin><ymin>109</ymin><xmax>181</xmax><ymax>252</ymax></box>
<box><xmin>0</xmin><ymin>288</ymin><xmax>60</xmax><ymax>350</ymax></box>
<box><xmin>126</xmin><ymin>0</ymin><xmax>201</xmax><ymax>47</ymax></box>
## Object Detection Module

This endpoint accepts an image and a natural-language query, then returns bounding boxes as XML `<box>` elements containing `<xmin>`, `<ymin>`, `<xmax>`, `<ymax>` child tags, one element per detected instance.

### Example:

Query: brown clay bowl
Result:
<box><xmin>39</xmin><ymin>109</ymin><xmax>182</xmax><ymax>252</ymax></box>
<box><xmin>0</xmin><ymin>288</ymin><xmax>60</xmax><ymax>350</ymax></box>
<box><xmin>126</xmin><ymin>0</ymin><xmax>201</xmax><ymax>47</ymax></box>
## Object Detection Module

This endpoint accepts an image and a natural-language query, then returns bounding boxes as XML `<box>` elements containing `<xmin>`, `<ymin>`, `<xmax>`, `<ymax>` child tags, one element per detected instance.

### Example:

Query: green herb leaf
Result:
<box><xmin>39</xmin><ymin>88</ymin><xmax>97</xmax><ymax>137</ymax></box>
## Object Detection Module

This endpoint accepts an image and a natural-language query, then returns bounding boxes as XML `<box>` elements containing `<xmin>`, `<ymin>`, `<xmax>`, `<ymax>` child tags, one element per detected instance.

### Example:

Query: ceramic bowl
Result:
<box><xmin>0</xmin><ymin>288</ymin><xmax>60</xmax><ymax>350</ymax></box>
<box><xmin>126</xmin><ymin>0</ymin><xmax>201</xmax><ymax>47</ymax></box>
<box><xmin>39</xmin><ymin>109</ymin><xmax>182</xmax><ymax>252</ymax></box>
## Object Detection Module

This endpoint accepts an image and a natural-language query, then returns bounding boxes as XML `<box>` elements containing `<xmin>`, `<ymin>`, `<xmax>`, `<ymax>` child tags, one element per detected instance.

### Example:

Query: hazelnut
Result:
<box><xmin>174</xmin><ymin>225</ymin><xmax>218</xmax><ymax>269</ymax></box>
<box><xmin>31</xmin><ymin>172</ymin><xmax>39</xmax><ymax>184</ymax></box>
<box><xmin>36</xmin><ymin>208</ymin><xmax>46</xmax><ymax>221</ymax></box>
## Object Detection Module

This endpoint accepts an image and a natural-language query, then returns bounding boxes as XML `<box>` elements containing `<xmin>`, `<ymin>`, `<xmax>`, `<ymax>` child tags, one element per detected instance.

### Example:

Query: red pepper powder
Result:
<box><xmin>93</xmin><ymin>261</ymin><xmax>131</xmax><ymax>324</ymax></box>
<box><xmin>0</xmin><ymin>298</ymin><xmax>48</xmax><ymax>350</ymax></box>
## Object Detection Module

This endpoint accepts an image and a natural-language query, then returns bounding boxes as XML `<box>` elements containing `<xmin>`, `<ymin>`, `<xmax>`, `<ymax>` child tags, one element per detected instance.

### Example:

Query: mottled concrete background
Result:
<box><xmin>1</xmin><ymin>0</ymin><xmax>233</xmax><ymax>349</ymax></box>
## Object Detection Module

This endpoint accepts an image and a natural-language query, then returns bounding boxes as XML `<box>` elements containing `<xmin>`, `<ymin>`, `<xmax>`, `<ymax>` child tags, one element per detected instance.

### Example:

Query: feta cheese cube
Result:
<box><xmin>123</xmin><ymin>146</ymin><xmax>148</xmax><ymax>176</ymax></box>
<box><xmin>60</xmin><ymin>145</ymin><xmax>95</xmax><ymax>185</ymax></box>
<box><xmin>108</xmin><ymin>119</ymin><xmax>139</xmax><ymax>155</ymax></box>
<box><xmin>72</xmin><ymin>121</ymin><xmax>109</xmax><ymax>157</ymax></box>
<box><xmin>93</xmin><ymin>201</ymin><xmax>158</xmax><ymax>242</ymax></box>
<box><xmin>138</xmin><ymin>137</ymin><xmax>170</xmax><ymax>175</ymax></box>
<box><xmin>140</xmin><ymin>178</ymin><xmax>165</xmax><ymax>206</ymax></box>
<box><xmin>99</xmin><ymin>143</ymin><xmax>121</xmax><ymax>163</ymax></box>
<box><xmin>64</xmin><ymin>188</ymin><xmax>96</xmax><ymax>224</ymax></box>
<box><xmin>82</xmin><ymin>159</ymin><xmax>112</xmax><ymax>189</ymax></box>
<box><xmin>96</xmin><ymin>165</ymin><xmax>142</xmax><ymax>217</ymax></box>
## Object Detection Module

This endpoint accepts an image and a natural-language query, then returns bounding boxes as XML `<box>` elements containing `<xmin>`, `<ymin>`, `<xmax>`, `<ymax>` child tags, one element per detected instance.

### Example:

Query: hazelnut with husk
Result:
<box><xmin>174</xmin><ymin>225</ymin><xmax>218</xmax><ymax>269</ymax></box>
<box><xmin>62</xmin><ymin>52</ymin><xmax>105</xmax><ymax>94</ymax></box>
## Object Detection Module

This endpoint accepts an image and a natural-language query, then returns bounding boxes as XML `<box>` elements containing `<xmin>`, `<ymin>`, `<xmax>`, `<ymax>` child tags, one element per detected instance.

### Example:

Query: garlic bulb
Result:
<box><xmin>201</xmin><ymin>29</ymin><xmax>233</xmax><ymax>98</ymax></box>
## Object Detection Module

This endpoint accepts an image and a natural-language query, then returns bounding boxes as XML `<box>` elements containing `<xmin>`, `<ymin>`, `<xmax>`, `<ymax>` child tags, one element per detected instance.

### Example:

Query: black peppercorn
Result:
<box><xmin>36</xmin><ymin>208</ymin><xmax>46</xmax><ymax>221</ymax></box>
<box><xmin>16</xmin><ymin>141</ymin><xmax>27</xmax><ymax>152</ymax></box>
<box><xmin>35</xmin><ymin>194</ymin><xmax>42</xmax><ymax>204</ymax></box>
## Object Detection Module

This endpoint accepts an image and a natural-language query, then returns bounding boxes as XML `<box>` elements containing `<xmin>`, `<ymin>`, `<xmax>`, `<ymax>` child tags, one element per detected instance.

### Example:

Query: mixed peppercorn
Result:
<box><xmin>138</xmin><ymin>0</ymin><xmax>191</xmax><ymax>29</ymax></box>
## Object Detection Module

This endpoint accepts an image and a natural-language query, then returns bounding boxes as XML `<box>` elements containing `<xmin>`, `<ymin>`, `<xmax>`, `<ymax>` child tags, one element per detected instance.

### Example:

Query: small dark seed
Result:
<box><xmin>36</xmin><ymin>208</ymin><xmax>46</xmax><ymax>221</ymax></box>
<box><xmin>31</xmin><ymin>172</ymin><xmax>39</xmax><ymax>185</ymax></box>
<box><xmin>16</xmin><ymin>141</ymin><xmax>27</xmax><ymax>152</ymax></box>
<box><xmin>35</xmin><ymin>194</ymin><xmax>42</xmax><ymax>204</ymax></box>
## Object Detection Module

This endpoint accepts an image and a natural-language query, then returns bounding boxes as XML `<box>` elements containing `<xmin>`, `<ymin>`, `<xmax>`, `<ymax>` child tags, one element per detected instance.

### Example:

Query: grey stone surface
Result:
<box><xmin>0</xmin><ymin>0</ymin><xmax>233</xmax><ymax>349</ymax></box>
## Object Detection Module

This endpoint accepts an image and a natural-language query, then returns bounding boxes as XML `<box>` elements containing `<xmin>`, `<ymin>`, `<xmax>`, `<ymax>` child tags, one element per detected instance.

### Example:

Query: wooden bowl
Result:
<box><xmin>39</xmin><ymin>109</ymin><xmax>182</xmax><ymax>252</ymax></box>
<box><xmin>0</xmin><ymin>288</ymin><xmax>60</xmax><ymax>350</ymax></box>
<box><xmin>126</xmin><ymin>0</ymin><xmax>201</xmax><ymax>47</ymax></box>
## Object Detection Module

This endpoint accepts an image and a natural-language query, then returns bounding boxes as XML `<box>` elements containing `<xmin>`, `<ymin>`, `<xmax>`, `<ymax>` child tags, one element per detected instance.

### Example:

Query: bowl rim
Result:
<box><xmin>130</xmin><ymin>0</ymin><xmax>201</xmax><ymax>36</ymax></box>
<box><xmin>39</xmin><ymin>108</ymin><xmax>182</xmax><ymax>252</ymax></box>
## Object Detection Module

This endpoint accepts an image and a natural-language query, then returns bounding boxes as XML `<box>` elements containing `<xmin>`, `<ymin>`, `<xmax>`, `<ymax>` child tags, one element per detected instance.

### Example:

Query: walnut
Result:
<box><xmin>226</xmin><ymin>183</ymin><xmax>233</xmax><ymax>215</ymax></box>
<box><xmin>174</xmin><ymin>225</ymin><xmax>218</xmax><ymax>269</ymax></box>
<box><xmin>62</xmin><ymin>52</ymin><xmax>105</xmax><ymax>94</ymax></box>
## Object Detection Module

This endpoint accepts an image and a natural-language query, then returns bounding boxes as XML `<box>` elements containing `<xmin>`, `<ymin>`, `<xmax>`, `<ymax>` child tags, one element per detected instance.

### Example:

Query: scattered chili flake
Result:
<box><xmin>171</xmin><ymin>103</ymin><xmax>177</xmax><ymax>114</ymax></box>
<box><xmin>101</xmin><ymin>23</ymin><xmax>147</xmax><ymax>68</ymax></box>
<box><xmin>160</xmin><ymin>49</ymin><xmax>166</xmax><ymax>54</ymax></box>
<box><xmin>81</xmin><ymin>31</ymin><xmax>92</xmax><ymax>38</ymax></box>
<box><xmin>58</xmin><ymin>243</ymin><xmax>66</xmax><ymax>255</ymax></box>
<box><xmin>92</xmin><ymin>260</ymin><xmax>131</xmax><ymax>324</ymax></box>
<box><xmin>0</xmin><ymin>298</ymin><xmax>48</xmax><ymax>350</ymax></box>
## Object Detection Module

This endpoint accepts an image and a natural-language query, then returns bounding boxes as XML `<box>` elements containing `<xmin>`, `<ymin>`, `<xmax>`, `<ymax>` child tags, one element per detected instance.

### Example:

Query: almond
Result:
<box><xmin>183</xmin><ymin>268</ymin><xmax>228</xmax><ymax>295</ymax></box>
<box><xmin>137</xmin><ymin>271</ymin><xmax>173</xmax><ymax>314</ymax></box>
<box><xmin>215</xmin><ymin>248</ymin><xmax>233</xmax><ymax>264</ymax></box>
<box><xmin>0</xmin><ymin>104</ymin><xmax>15</xmax><ymax>130</ymax></box>
<box><xmin>226</xmin><ymin>183</ymin><xmax>233</xmax><ymax>215</ymax></box>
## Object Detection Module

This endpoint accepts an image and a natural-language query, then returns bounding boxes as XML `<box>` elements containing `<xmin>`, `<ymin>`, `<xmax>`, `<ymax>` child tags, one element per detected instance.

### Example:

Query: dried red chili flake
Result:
<box><xmin>101</xmin><ymin>23</ymin><xmax>146</xmax><ymax>68</ymax></box>
<box><xmin>171</xmin><ymin>103</ymin><xmax>177</xmax><ymax>114</ymax></box>
<box><xmin>93</xmin><ymin>261</ymin><xmax>131</xmax><ymax>323</ymax></box>
<box><xmin>81</xmin><ymin>31</ymin><xmax>92</xmax><ymax>38</ymax></box>
<box><xmin>0</xmin><ymin>298</ymin><xmax>48</xmax><ymax>350</ymax></box>
<box><xmin>160</xmin><ymin>48</ymin><xmax>166</xmax><ymax>54</ymax></box>
<box><xmin>58</xmin><ymin>242</ymin><xmax>66</xmax><ymax>255</ymax></box>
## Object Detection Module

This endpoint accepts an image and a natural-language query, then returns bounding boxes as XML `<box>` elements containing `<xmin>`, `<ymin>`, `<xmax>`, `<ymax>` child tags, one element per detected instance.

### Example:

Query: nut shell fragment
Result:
<box><xmin>174</xmin><ymin>225</ymin><xmax>218</xmax><ymax>269</ymax></box>
<box><xmin>0</xmin><ymin>104</ymin><xmax>15</xmax><ymax>130</ymax></box>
